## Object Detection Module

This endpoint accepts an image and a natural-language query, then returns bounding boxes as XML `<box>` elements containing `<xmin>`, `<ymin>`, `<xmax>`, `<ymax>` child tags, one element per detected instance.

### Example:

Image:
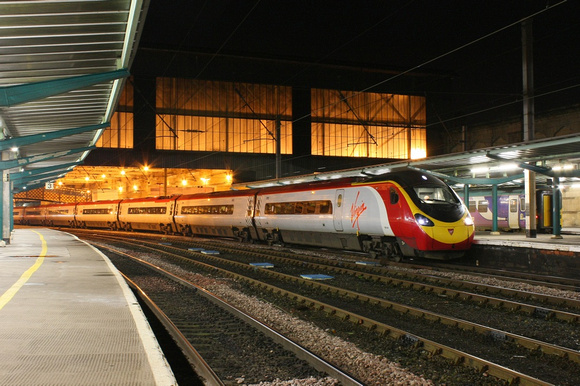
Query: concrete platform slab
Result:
<box><xmin>0</xmin><ymin>228</ymin><xmax>176</xmax><ymax>385</ymax></box>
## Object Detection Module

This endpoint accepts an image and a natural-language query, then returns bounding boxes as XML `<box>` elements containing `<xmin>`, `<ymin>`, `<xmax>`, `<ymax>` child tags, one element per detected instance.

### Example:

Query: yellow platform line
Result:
<box><xmin>0</xmin><ymin>231</ymin><xmax>47</xmax><ymax>311</ymax></box>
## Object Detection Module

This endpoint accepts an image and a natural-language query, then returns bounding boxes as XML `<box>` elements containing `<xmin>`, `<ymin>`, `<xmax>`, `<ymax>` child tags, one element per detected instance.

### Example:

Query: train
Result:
<box><xmin>14</xmin><ymin>169</ymin><xmax>475</xmax><ymax>260</ymax></box>
<box><xmin>464</xmin><ymin>190</ymin><xmax>554</xmax><ymax>232</ymax></box>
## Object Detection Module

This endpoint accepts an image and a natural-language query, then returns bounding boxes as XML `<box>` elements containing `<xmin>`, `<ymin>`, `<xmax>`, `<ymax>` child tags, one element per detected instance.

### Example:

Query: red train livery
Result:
<box><xmin>15</xmin><ymin>169</ymin><xmax>475</xmax><ymax>260</ymax></box>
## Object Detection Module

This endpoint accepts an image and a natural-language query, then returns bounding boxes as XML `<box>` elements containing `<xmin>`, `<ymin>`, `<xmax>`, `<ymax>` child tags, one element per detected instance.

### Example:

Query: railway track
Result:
<box><xmin>74</xmin><ymin>230</ymin><xmax>580</xmax><ymax>385</ymax></box>
<box><xmin>96</xmin><ymin>242</ymin><xmax>358</xmax><ymax>385</ymax></box>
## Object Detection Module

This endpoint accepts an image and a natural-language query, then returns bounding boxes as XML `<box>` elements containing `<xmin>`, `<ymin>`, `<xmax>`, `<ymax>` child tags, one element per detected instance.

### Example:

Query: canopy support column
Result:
<box><xmin>552</xmin><ymin>177</ymin><xmax>562</xmax><ymax>239</ymax></box>
<box><xmin>0</xmin><ymin>166</ymin><xmax>13</xmax><ymax>246</ymax></box>
<box><xmin>490</xmin><ymin>184</ymin><xmax>500</xmax><ymax>235</ymax></box>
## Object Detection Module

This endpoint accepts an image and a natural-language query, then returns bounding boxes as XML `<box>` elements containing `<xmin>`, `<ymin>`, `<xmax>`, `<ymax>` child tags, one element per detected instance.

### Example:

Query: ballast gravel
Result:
<box><xmin>103</xmin><ymin>241</ymin><xmax>580</xmax><ymax>385</ymax></box>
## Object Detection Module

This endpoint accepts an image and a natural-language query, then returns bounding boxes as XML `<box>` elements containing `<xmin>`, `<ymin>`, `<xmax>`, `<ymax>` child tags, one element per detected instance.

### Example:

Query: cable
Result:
<box><xmin>427</xmin><ymin>81</ymin><xmax>580</xmax><ymax>128</ymax></box>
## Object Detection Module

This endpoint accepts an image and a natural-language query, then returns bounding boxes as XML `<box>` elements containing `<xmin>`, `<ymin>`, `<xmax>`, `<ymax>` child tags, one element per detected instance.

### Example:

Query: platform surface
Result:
<box><xmin>474</xmin><ymin>229</ymin><xmax>580</xmax><ymax>252</ymax></box>
<box><xmin>0</xmin><ymin>228</ymin><xmax>176</xmax><ymax>385</ymax></box>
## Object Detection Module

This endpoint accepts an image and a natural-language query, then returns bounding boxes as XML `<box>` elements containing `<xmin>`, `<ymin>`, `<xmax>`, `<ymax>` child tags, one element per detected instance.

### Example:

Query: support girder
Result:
<box><xmin>10</xmin><ymin>162</ymin><xmax>79</xmax><ymax>181</ymax></box>
<box><xmin>0</xmin><ymin>123</ymin><xmax>109</xmax><ymax>152</ymax></box>
<box><xmin>0</xmin><ymin>69</ymin><xmax>130</xmax><ymax>107</ymax></box>
<box><xmin>408</xmin><ymin>166</ymin><xmax>524</xmax><ymax>185</ymax></box>
<box><xmin>11</xmin><ymin>169</ymin><xmax>68</xmax><ymax>186</ymax></box>
<box><xmin>486</xmin><ymin>152</ymin><xmax>580</xmax><ymax>178</ymax></box>
<box><xmin>13</xmin><ymin>182</ymin><xmax>48</xmax><ymax>193</ymax></box>
<box><xmin>0</xmin><ymin>146</ymin><xmax>94</xmax><ymax>170</ymax></box>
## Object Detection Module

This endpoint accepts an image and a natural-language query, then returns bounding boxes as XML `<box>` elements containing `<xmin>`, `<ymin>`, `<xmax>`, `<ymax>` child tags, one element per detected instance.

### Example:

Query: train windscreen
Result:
<box><xmin>371</xmin><ymin>170</ymin><xmax>465</xmax><ymax>222</ymax></box>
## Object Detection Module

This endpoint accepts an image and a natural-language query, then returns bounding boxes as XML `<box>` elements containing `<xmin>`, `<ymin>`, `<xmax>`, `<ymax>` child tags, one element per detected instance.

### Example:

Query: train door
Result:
<box><xmin>518</xmin><ymin>195</ymin><xmax>526</xmax><ymax>229</ymax></box>
<box><xmin>508</xmin><ymin>195</ymin><xmax>519</xmax><ymax>229</ymax></box>
<box><xmin>245</xmin><ymin>196</ymin><xmax>254</xmax><ymax>228</ymax></box>
<box><xmin>333</xmin><ymin>189</ymin><xmax>344</xmax><ymax>231</ymax></box>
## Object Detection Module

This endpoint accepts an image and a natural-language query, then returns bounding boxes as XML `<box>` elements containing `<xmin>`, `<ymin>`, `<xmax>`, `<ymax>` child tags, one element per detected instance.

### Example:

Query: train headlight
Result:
<box><xmin>464</xmin><ymin>216</ymin><xmax>474</xmax><ymax>226</ymax></box>
<box><xmin>414</xmin><ymin>213</ymin><xmax>434</xmax><ymax>227</ymax></box>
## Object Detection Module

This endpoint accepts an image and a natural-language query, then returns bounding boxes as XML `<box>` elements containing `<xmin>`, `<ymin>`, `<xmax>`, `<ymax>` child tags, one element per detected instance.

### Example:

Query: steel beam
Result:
<box><xmin>10</xmin><ymin>162</ymin><xmax>79</xmax><ymax>180</ymax></box>
<box><xmin>408</xmin><ymin>166</ymin><xmax>524</xmax><ymax>185</ymax></box>
<box><xmin>0</xmin><ymin>146</ymin><xmax>94</xmax><ymax>170</ymax></box>
<box><xmin>11</xmin><ymin>170</ymin><xmax>67</xmax><ymax>187</ymax></box>
<box><xmin>0</xmin><ymin>123</ymin><xmax>109</xmax><ymax>151</ymax></box>
<box><xmin>0</xmin><ymin>69</ymin><xmax>130</xmax><ymax>107</ymax></box>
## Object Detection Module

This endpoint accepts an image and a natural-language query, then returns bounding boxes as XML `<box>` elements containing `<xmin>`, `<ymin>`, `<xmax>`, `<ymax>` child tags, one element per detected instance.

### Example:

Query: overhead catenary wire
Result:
<box><xmin>104</xmin><ymin>1</ymin><xmax>572</xmax><ymax>178</ymax></box>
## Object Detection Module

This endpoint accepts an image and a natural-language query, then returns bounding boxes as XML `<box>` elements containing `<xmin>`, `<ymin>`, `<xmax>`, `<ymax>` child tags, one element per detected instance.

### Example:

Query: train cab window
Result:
<box><xmin>390</xmin><ymin>188</ymin><xmax>399</xmax><ymax>204</ymax></box>
<box><xmin>509</xmin><ymin>198</ymin><xmax>518</xmax><ymax>213</ymax></box>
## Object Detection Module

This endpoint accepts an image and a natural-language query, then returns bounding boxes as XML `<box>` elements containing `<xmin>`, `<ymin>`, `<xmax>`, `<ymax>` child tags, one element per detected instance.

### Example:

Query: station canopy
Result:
<box><xmin>242</xmin><ymin>133</ymin><xmax>580</xmax><ymax>191</ymax></box>
<box><xmin>0</xmin><ymin>0</ymin><xmax>148</xmax><ymax>193</ymax></box>
<box><xmin>1</xmin><ymin>1</ymin><xmax>579</xmax><ymax>195</ymax></box>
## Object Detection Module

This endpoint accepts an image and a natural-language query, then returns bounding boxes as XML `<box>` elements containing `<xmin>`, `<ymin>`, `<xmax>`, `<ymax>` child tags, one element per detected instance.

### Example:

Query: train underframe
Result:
<box><xmin>252</xmin><ymin>227</ymin><xmax>408</xmax><ymax>261</ymax></box>
<box><xmin>52</xmin><ymin>219</ymin><xmax>460</xmax><ymax>260</ymax></box>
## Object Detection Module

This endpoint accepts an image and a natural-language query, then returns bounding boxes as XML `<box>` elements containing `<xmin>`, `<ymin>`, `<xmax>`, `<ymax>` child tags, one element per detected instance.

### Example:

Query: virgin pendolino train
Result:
<box><xmin>15</xmin><ymin>169</ymin><xmax>475</xmax><ymax>260</ymax></box>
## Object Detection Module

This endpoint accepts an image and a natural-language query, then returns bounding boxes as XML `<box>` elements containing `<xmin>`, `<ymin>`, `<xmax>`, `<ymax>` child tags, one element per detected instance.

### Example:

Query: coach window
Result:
<box><xmin>337</xmin><ymin>194</ymin><xmax>343</xmax><ymax>208</ymax></box>
<box><xmin>305</xmin><ymin>201</ymin><xmax>316</xmax><ymax>214</ymax></box>
<box><xmin>294</xmin><ymin>202</ymin><xmax>304</xmax><ymax>214</ymax></box>
<box><xmin>390</xmin><ymin>188</ymin><xmax>399</xmax><ymax>204</ymax></box>
<box><xmin>478</xmin><ymin>200</ymin><xmax>488</xmax><ymax>212</ymax></box>
<box><xmin>469</xmin><ymin>200</ymin><xmax>476</xmax><ymax>212</ymax></box>
<box><xmin>509</xmin><ymin>198</ymin><xmax>518</xmax><ymax>213</ymax></box>
<box><xmin>319</xmin><ymin>201</ymin><xmax>332</xmax><ymax>214</ymax></box>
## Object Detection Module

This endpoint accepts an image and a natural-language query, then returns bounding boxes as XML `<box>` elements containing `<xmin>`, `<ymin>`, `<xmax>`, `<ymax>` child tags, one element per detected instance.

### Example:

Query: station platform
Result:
<box><xmin>472</xmin><ymin>230</ymin><xmax>580</xmax><ymax>278</ymax></box>
<box><xmin>0</xmin><ymin>228</ymin><xmax>176</xmax><ymax>385</ymax></box>
<box><xmin>474</xmin><ymin>230</ymin><xmax>580</xmax><ymax>253</ymax></box>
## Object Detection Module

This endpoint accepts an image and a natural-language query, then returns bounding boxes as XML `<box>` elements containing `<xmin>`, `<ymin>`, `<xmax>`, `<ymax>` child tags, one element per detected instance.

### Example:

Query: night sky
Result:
<box><xmin>138</xmin><ymin>0</ymin><xmax>579</xmax><ymax>136</ymax></box>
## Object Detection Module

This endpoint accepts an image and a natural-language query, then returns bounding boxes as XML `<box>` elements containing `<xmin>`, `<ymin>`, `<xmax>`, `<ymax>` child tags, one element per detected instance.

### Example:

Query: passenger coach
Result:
<box><xmin>174</xmin><ymin>189</ymin><xmax>257</xmax><ymax>241</ymax></box>
<box><xmin>75</xmin><ymin>200</ymin><xmax>120</xmax><ymax>229</ymax></box>
<box><xmin>17</xmin><ymin>168</ymin><xmax>475</xmax><ymax>260</ymax></box>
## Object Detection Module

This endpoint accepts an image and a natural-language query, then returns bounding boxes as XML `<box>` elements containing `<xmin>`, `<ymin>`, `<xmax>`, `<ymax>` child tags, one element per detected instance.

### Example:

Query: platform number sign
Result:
<box><xmin>45</xmin><ymin>182</ymin><xmax>55</xmax><ymax>190</ymax></box>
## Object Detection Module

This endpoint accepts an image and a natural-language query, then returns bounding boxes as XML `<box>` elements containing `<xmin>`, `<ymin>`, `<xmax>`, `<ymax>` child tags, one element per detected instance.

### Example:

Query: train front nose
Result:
<box><xmin>419</xmin><ymin>218</ymin><xmax>474</xmax><ymax>251</ymax></box>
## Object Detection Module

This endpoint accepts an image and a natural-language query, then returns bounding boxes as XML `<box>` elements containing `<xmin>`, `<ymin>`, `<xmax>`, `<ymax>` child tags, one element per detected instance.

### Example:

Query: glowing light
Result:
<box><xmin>85</xmin><ymin>176</ymin><xmax>90</xmax><ymax>181</ymax></box>
<box><xmin>133</xmin><ymin>185</ymin><xmax>138</xmax><ymax>191</ymax></box>
<box><xmin>498</xmin><ymin>151</ymin><xmax>519</xmax><ymax>159</ymax></box>
<box><xmin>58</xmin><ymin>181</ymin><xmax>63</xmax><ymax>186</ymax></box>
<box><xmin>225</xmin><ymin>174</ymin><xmax>232</xmax><ymax>182</ymax></box>
<box><xmin>490</xmin><ymin>163</ymin><xmax>519</xmax><ymax>172</ymax></box>
<box><xmin>410</xmin><ymin>148</ymin><xmax>426</xmax><ymax>159</ymax></box>
<box><xmin>182</xmin><ymin>179</ymin><xmax>187</xmax><ymax>186</ymax></box>
<box><xmin>143</xmin><ymin>166</ymin><xmax>149</xmax><ymax>172</ymax></box>
<box><xmin>10</xmin><ymin>146</ymin><xmax>18</xmax><ymax>152</ymax></box>
<box><xmin>118</xmin><ymin>186</ymin><xmax>123</xmax><ymax>192</ymax></box>
<box><xmin>200</xmin><ymin>177</ymin><xmax>209</xmax><ymax>184</ymax></box>
<box><xmin>471</xmin><ymin>166</ymin><xmax>489</xmax><ymax>175</ymax></box>
<box><xmin>121</xmin><ymin>170</ymin><xmax>126</xmax><ymax>175</ymax></box>
<box><xmin>553</xmin><ymin>164</ymin><xmax>574</xmax><ymax>171</ymax></box>
<box><xmin>101</xmin><ymin>174</ymin><xmax>106</xmax><ymax>179</ymax></box>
